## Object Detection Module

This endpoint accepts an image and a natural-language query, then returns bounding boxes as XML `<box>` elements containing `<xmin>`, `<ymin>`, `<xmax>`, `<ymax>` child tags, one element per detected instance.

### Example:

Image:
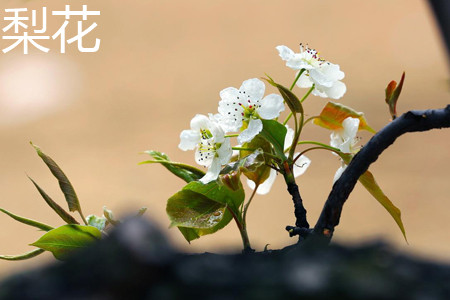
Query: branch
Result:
<box><xmin>314</xmin><ymin>105</ymin><xmax>450</xmax><ymax>239</ymax></box>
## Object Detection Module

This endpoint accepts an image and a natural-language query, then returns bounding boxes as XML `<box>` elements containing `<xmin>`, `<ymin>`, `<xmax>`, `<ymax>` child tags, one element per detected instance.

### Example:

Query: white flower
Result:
<box><xmin>247</xmin><ymin>126</ymin><xmax>311</xmax><ymax>195</ymax></box>
<box><xmin>330</xmin><ymin>117</ymin><xmax>360</xmax><ymax>182</ymax></box>
<box><xmin>218</xmin><ymin>78</ymin><xmax>285</xmax><ymax>144</ymax></box>
<box><xmin>179</xmin><ymin>114</ymin><xmax>232</xmax><ymax>184</ymax></box>
<box><xmin>276</xmin><ymin>44</ymin><xmax>346</xmax><ymax>99</ymax></box>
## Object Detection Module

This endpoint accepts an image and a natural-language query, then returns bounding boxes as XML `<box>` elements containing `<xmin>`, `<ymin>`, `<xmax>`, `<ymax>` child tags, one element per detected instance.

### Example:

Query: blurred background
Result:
<box><xmin>0</xmin><ymin>0</ymin><xmax>449</xmax><ymax>277</ymax></box>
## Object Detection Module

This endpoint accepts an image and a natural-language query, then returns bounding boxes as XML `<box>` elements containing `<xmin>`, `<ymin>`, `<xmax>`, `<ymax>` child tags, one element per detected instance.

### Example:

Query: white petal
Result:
<box><xmin>333</xmin><ymin>164</ymin><xmax>347</xmax><ymax>183</ymax></box>
<box><xmin>217</xmin><ymin>138</ymin><xmax>232</xmax><ymax>165</ymax></box>
<box><xmin>218</xmin><ymin>100</ymin><xmax>244</xmax><ymax>132</ymax></box>
<box><xmin>237</xmin><ymin>118</ymin><xmax>263</xmax><ymax>144</ymax></box>
<box><xmin>219</xmin><ymin>87</ymin><xmax>239</xmax><ymax>102</ymax></box>
<box><xmin>296</xmin><ymin>72</ymin><xmax>313</xmax><ymax>88</ymax></box>
<box><xmin>195</xmin><ymin>140</ymin><xmax>215</xmax><ymax>167</ymax></box>
<box><xmin>179</xmin><ymin>130</ymin><xmax>200</xmax><ymax>151</ymax></box>
<box><xmin>309</xmin><ymin>68</ymin><xmax>335</xmax><ymax>88</ymax></box>
<box><xmin>209</xmin><ymin>121</ymin><xmax>225</xmax><ymax>143</ymax></box>
<box><xmin>342</xmin><ymin>117</ymin><xmax>359</xmax><ymax>140</ymax></box>
<box><xmin>322</xmin><ymin>81</ymin><xmax>346</xmax><ymax>99</ymax></box>
<box><xmin>190</xmin><ymin>114</ymin><xmax>210</xmax><ymax>131</ymax></box>
<box><xmin>247</xmin><ymin>168</ymin><xmax>277</xmax><ymax>195</ymax></box>
<box><xmin>257</xmin><ymin>94</ymin><xmax>285</xmax><ymax>120</ymax></box>
<box><xmin>200</xmin><ymin>158</ymin><xmax>222</xmax><ymax>184</ymax></box>
<box><xmin>293</xmin><ymin>154</ymin><xmax>311</xmax><ymax>177</ymax></box>
<box><xmin>320</xmin><ymin>63</ymin><xmax>345</xmax><ymax>81</ymax></box>
<box><xmin>276</xmin><ymin>45</ymin><xmax>294</xmax><ymax>61</ymax></box>
<box><xmin>240</xmin><ymin>78</ymin><xmax>265</xmax><ymax>102</ymax></box>
<box><xmin>284</xmin><ymin>126</ymin><xmax>295</xmax><ymax>151</ymax></box>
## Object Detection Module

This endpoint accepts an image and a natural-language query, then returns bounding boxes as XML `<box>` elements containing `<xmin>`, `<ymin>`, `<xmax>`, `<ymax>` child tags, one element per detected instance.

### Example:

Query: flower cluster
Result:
<box><xmin>179</xmin><ymin>78</ymin><xmax>287</xmax><ymax>184</ymax></box>
<box><xmin>178</xmin><ymin>44</ymin><xmax>346</xmax><ymax>189</ymax></box>
<box><xmin>276</xmin><ymin>44</ymin><xmax>346</xmax><ymax>99</ymax></box>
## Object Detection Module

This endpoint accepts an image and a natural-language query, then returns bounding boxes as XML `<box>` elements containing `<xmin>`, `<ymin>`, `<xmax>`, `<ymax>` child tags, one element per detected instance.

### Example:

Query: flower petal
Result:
<box><xmin>284</xmin><ymin>126</ymin><xmax>295</xmax><ymax>151</ymax></box>
<box><xmin>218</xmin><ymin>100</ymin><xmax>244</xmax><ymax>132</ymax></box>
<box><xmin>190</xmin><ymin>114</ymin><xmax>210</xmax><ymax>131</ymax></box>
<box><xmin>219</xmin><ymin>87</ymin><xmax>239</xmax><ymax>102</ymax></box>
<box><xmin>200</xmin><ymin>158</ymin><xmax>222</xmax><ymax>184</ymax></box>
<box><xmin>247</xmin><ymin>168</ymin><xmax>277</xmax><ymax>195</ymax></box>
<box><xmin>237</xmin><ymin>118</ymin><xmax>263</xmax><ymax>144</ymax></box>
<box><xmin>321</xmin><ymin>81</ymin><xmax>347</xmax><ymax>100</ymax></box>
<box><xmin>293</xmin><ymin>154</ymin><xmax>311</xmax><ymax>177</ymax></box>
<box><xmin>333</xmin><ymin>164</ymin><xmax>347</xmax><ymax>183</ymax></box>
<box><xmin>276</xmin><ymin>45</ymin><xmax>294</xmax><ymax>61</ymax></box>
<box><xmin>179</xmin><ymin>129</ymin><xmax>200</xmax><ymax>151</ymax></box>
<box><xmin>342</xmin><ymin>117</ymin><xmax>359</xmax><ymax>140</ymax></box>
<box><xmin>257</xmin><ymin>94</ymin><xmax>285</xmax><ymax>120</ymax></box>
<box><xmin>217</xmin><ymin>138</ymin><xmax>232</xmax><ymax>165</ymax></box>
<box><xmin>240</xmin><ymin>78</ymin><xmax>265</xmax><ymax>102</ymax></box>
<box><xmin>296</xmin><ymin>72</ymin><xmax>313</xmax><ymax>88</ymax></box>
<box><xmin>195</xmin><ymin>140</ymin><xmax>215</xmax><ymax>167</ymax></box>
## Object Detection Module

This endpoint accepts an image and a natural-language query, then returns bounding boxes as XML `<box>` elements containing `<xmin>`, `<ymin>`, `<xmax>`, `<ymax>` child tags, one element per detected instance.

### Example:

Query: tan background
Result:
<box><xmin>0</xmin><ymin>0</ymin><xmax>449</xmax><ymax>277</ymax></box>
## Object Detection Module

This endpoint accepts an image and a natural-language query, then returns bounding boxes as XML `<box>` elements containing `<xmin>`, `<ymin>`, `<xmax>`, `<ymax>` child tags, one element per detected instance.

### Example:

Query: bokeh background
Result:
<box><xmin>0</xmin><ymin>0</ymin><xmax>449</xmax><ymax>277</ymax></box>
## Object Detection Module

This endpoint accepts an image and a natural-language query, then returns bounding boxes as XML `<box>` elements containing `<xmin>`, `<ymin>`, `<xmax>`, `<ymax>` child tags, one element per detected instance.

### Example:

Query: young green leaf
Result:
<box><xmin>0</xmin><ymin>248</ymin><xmax>45</xmax><ymax>261</ymax></box>
<box><xmin>0</xmin><ymin>208</ymin><xmax>54</xmax><ymax>231</ymax></box>
<box><xmin>385</xmin><ymin>72</ymin><xmax>405</xmax><ymax>120</ymax></box>
<box><xmin>259</xmin><ymin>119</ymin><xmax>287</xmax><ymax>159</ymax></box>
<box><xmin>141</xmin><ymin>150</ymin><xmax>205</xmax><ymax>183</ymax></box>
<box><xmin>28</xmin><ymin>176</ymin><xmax>79</xmax><ymax>225</ymax></box>
<box><xmin>167</xmin><ymin>189</ymin><xmax>227</xmax><ymax>229</ymax></box>
<box><xmin>263</xmin><ymin>76</ymin><xmax>303</xmax><ymax>114</ymax></box>
<box><xmin>314</xmin><ymin>102</ymin><xmax>376</xmax><ymax>133</ymax></box>
<box><xmin>136</xmin><ymin>207</ymin><xmax>147</xmax><ymax>217</ymax></box>
<box><xmin>30</xmin><ymin>224</ymin><xmax>102</xmax><ymax>260</ymax></box>
<box><xmin>177</xmin><ymin>209</ymin><xmax>234</xmax><ymax>243</ymax></box>
<box><xmin>359</xmin><ymin>170</ymin><xmax>407</xmax><ymax>242</ymax></box>
<box><xmin>86</xmin><ymin>215</ymin><xmax>107</xmax><ymax>231</ymax></box>
<box><xmin>183</xmin><ymin>180</ymin><xmax>245</xmax><ymax>211</ymax></box>
<box><xmin>30</xmin><ymin>143</ymin><xmax>82</xmax><ymax>214</ymax></box>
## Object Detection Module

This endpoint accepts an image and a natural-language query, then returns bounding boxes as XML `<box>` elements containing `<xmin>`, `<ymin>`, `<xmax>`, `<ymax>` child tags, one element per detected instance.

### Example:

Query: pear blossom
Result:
<box><xmin>276</xmin><ymin>44</ymin><xmax>346</xmax><ymax>99</ymax></box>
<box><xmin>247</xmin><ymin>126</ymin><xmax>311</xmax><ymax>195</ymax></box>
<box><xmin>218</xmin><ymin>78</ymin><xmax>285</xmax><ymax>144</ymax></box>
<box><xmin>330</xmin><ymin>117</ymin><xmax>360</xmax><ymax>182</ymax></box>
<box><xmin>179</xmin><ymin>114</ymin><xmax>232</xmax><ymax>184</ymax></box>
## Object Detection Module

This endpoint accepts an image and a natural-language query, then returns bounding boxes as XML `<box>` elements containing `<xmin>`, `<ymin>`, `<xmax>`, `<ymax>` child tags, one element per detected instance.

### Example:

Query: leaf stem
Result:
<box><xmin>290</xmin><ymin>69</ymin><xmax>305</xmax><ymax>91</ymax></box>
<box><xmin>300</xmin><ymin>85</ymin><xmax>315</xmax><ymax>103</ymax></box>
<box><xmin>228</xmin><ymin>207</ymin><xmax>252</xmax><ymax>252</ymax></box>
<box><xmin>242</xmin><ymin>183</ymin><xmax>259</xmax><ymax>231</ymax></box>
<box><xmin>232</xmin><ymin>147</ymin><xmax>256</xmax><ymax>151</ymax></box>
<box><xmin>225</xmin><ymin>134</ymin><xmax>239</xmax><ymax>138</ymax></box>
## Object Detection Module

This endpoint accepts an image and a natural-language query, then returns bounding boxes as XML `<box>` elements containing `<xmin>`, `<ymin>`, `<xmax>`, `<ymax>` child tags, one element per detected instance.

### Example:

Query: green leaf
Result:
<box><xmin>359</xmin><ymin>170</ymin><xmax>407</xmax><ymax>242</ymax></box>
<box><xmin>28</xmin><ymin>176</ymin><xmax>79</xmax><ymax>225</ymax></box>
<box><xmin>167</xmin><ymin>180</ymin><xmax>245</xmax><ymax>242</ymax></box>
<box><xmin>239</xmin><ymin>144</ymin><xmax>271</xmax><ymax>185</ymax></box>
<box><xmin>86</xmin><ymin>215</ymin><xmax>107</xmax><ymax>231</ymax></box>
<box><xmin>141</xmin><ymin>150</ymin><xmax>205</xmax><ymax>183</ymax></box>
<box><xmin>167</xmin><ymin>189</ymin><xmax>227</xmax><ymax>229</ymax></box>
<box><xmin>385</xmin><ymin>72</ymin><xmax>405</xmax><ymax>120</ymax></box>
<box><xmin>177</xmin><ymin>209</ymin><xmax>234</xmax><ymax>243</ymax></box>
<box><xmin>30</xmin><ymin>143</ymin><xmax>81</xmax><ymax>213</ymax></box>
<box><xmin>0</xmin><ymin>208</ymin><xmax>53</xmax><ymax>231</ymax></box>
<box><xmin>259</xmin><ymin>119</ymin><xmax>287</xmax><ymax>159</ymax></box>
<box><xmin>264</xmin><ymin>76</ymin><xmax>303</xmax><ymax>113</ymax></box>
<box><xmin>30</xmin><ymin>224</ymin><xmax>102</xmax><ymax>260</ymax></box>
<box><xmin>136</xmin><ymin>207</ymin><xmax>147</xmax><ymax>216</ymax></box>
<box><xmin>314</xmin><ymin>102</ymin><xmax>376</xmax><ymax>133</ymax></box>
<box><xmin>183</xmin><ymin>180</ymin><xmax>245</xmax><ymax>211</ymax></box>
<box><xmin>0</xmin><ymin>249</ymin><xmax>45</xmax><ymax>261</ymax></box>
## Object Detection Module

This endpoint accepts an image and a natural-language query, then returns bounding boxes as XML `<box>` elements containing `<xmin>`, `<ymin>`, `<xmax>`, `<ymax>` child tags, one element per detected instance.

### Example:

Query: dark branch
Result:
<box><xmin>286</xmin><ymin>181</ymin><xmax>309</xmax><ymax>229</ymax></box>
<box><xmin>314</xmin><ymin>105</ymin><xmax>450</xmax><ymax>240</ymax></box>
